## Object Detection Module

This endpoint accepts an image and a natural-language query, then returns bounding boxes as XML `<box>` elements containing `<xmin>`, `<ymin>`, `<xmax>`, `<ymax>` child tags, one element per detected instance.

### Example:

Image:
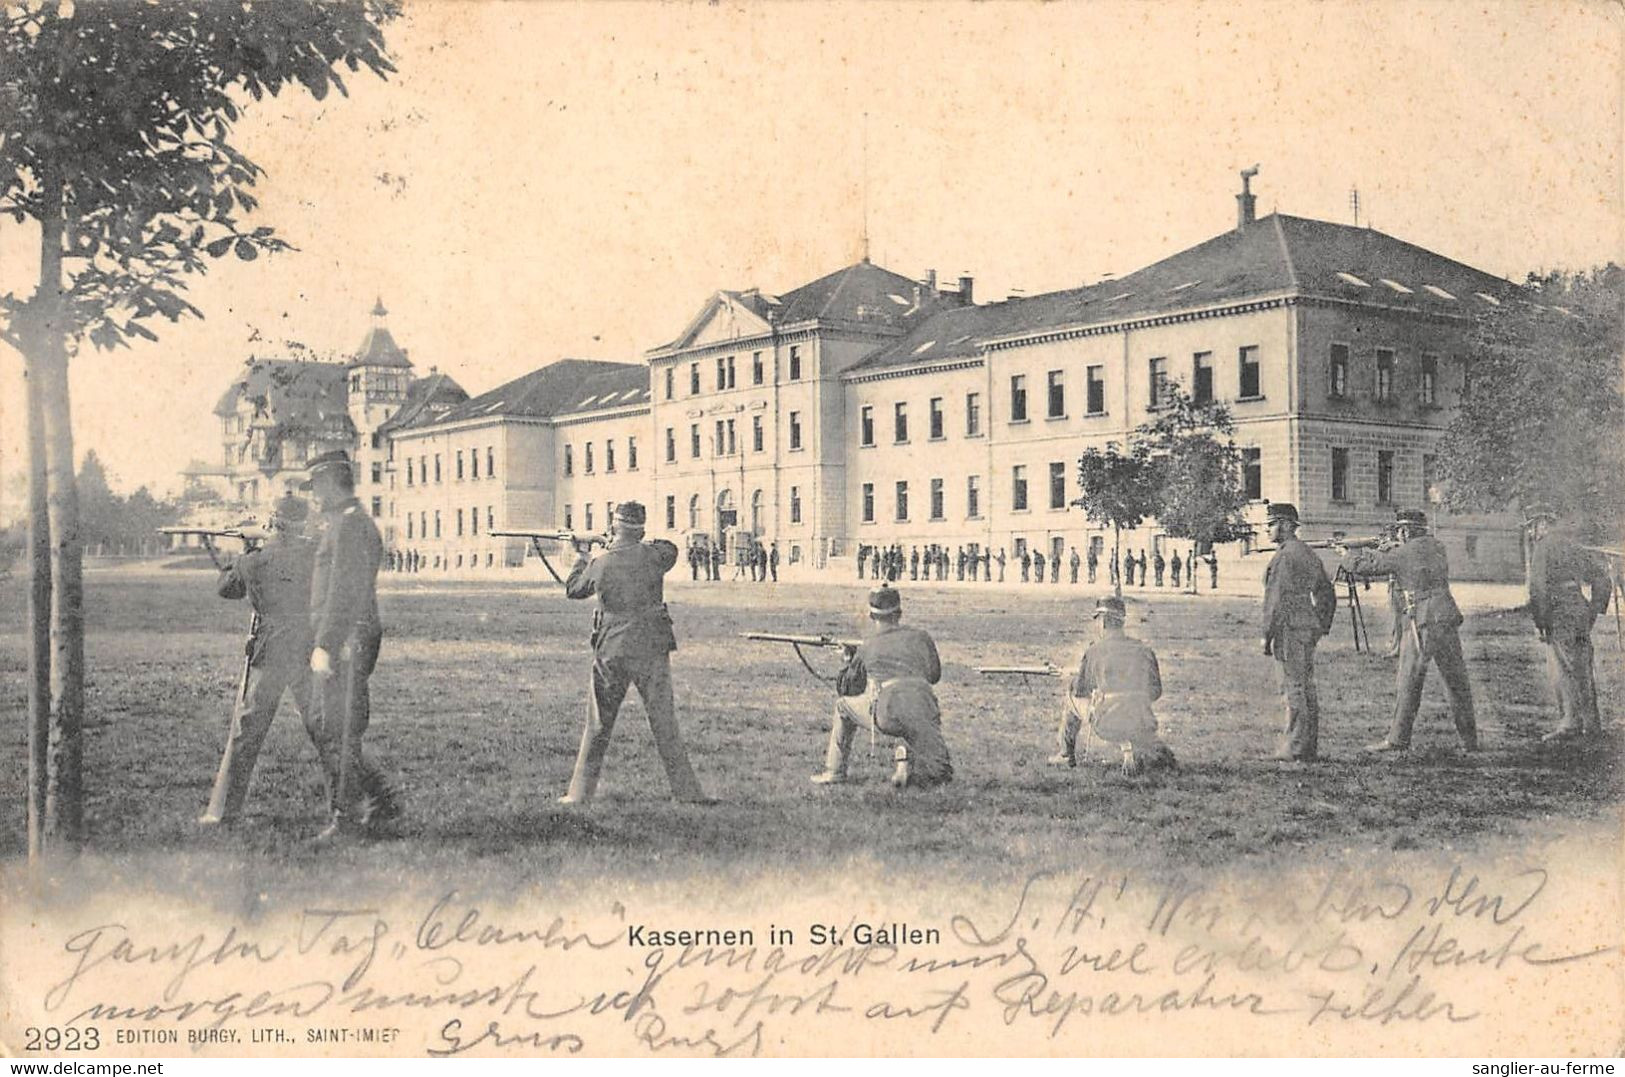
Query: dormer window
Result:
<box><xmin>1335</xmin><ymin>272</ymin><xmax>1370</xmax><ymax>287</ymax></box>
<box><xmin>1378</xmin><ymin>278</ymin><xmax>1414</xmax><ymax>294</ymax></box>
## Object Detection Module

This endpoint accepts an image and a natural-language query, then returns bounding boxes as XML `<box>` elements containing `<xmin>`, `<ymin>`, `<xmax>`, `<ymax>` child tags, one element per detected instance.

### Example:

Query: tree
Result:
<box><xmin>1135</xmin><ymin>386</ymin><xmax>1251</xmax><ymax>590</ymax></box>
<box><xmin>1437</xmin><ymin>266</ymin><xmax>1625</xmax><ymax>542</ymax></box>
<box><xmin>1073</xmin><ymin>440</ymin><xmax>1159</xmax><ymax>599</ymax></box>
<box><xmin>1</xmin><ymin>1</ymin><xmax>399</xmax><ymax>855</ymax></box>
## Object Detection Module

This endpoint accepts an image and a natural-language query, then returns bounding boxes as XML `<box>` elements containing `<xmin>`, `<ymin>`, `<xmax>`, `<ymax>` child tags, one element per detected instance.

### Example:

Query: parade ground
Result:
<box><xmin>0</xmin><ymin>564</ymin><xmax>1619</xmax><ymax>897</ymax></box>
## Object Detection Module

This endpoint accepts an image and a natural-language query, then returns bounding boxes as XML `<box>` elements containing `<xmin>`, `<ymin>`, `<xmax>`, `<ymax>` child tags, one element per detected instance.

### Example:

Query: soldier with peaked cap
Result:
<box><xmin>1261</xmin><ymin>503</ymin><xmax>1338</xmax><ymax>760</ymax></box>
<box><xmin>1052</xmin><ymin>595</ymin><xmax>1176</xmax><ymax>776</ymax></box>
<box><xmin>199</xmin><ymin>494</ymin><xmax>321</xmax><ymax>827</ymax></box>
<box><xmin>1344</xmin><ymin>509</ymin><xmax>1479</xmax><ymax>753</ymax></box>
<box><xmin>814</xmin><ymin>585</ymin><xmax>952</xmax><ymax>788</ymax></box>
<box><xmin>302</xmin><ymin>450</ymin><xmax>400</xmax><ymax>840</ymax></box>
<box><xmin>1524</xmin><ymin>504</ymin><xmax>1613</xmax><ymax>742</ymax></box>
<box><xmin>562</xmin><ymin>501</ymin><xmax>710</xmax><ymax>803</ymax></box>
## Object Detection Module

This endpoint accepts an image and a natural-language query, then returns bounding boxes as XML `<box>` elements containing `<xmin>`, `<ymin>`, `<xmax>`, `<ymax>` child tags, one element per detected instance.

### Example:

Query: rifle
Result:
<box><xmin>741</xmin><ymin>631</ymin><xmax>862</xmax><ymax>684</ymax></box>
<box><xmin>1579</xmin><ymin>546</ymin><xmax>1625</xmax><ymax>650</ymax></box>
<box><xmin>490</xmin><ymin>528</ymin><xmax>609</xmax><ymax>584</ymax></box>
<box><xmin>977</xmin><ymin>663</ymin><xmax>1062</xmax><ymax>678</ymax></box>
<box><xmin>157</xmin><ymin>526</ymin><xmax>263</xmax><ymax>569</ymax></box>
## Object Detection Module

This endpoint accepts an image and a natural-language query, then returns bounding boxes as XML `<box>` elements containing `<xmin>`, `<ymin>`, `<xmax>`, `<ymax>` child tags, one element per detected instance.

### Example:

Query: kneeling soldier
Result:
<box><xmin>1055</xmin><ymin>595</ymin><xmax>1176</xmax><ymax>776</ymax></box>
<box><xmin>814</xmin><ymin>586</ymin><xmax>953</xmax><ymax>788</ymax></box>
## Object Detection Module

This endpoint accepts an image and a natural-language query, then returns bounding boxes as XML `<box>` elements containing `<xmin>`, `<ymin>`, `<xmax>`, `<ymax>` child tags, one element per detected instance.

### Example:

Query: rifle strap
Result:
<box><xmin>791</xmin><ymin>642</ymin><xmax>835</xmax><ymax>686</ymax></box>
<box><xmin>530</xmin><ymin>538</ymin><xmax>566</xmax><ymax>585</ymax></box>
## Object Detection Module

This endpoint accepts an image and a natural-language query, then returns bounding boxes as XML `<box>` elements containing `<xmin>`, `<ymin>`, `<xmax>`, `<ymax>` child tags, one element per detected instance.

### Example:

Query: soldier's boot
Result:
<box><xmin>810</xmin><ymin>769</ymin><xmax>848</xmax><ymax>785</ymax></box>
<box><xmin>313</xmin><ymin>811</ymin><xmax>368</xmax><ymax>845</ymax></box>
<box><xmin>1120</xmin><ymin>745</ymin><xmax>1143</xmax><ymax>778</ymax></box>
<box><xmin>890</xmin><ymin>744</ymin><xmax>911</xmax><ymax>788</ymax></box>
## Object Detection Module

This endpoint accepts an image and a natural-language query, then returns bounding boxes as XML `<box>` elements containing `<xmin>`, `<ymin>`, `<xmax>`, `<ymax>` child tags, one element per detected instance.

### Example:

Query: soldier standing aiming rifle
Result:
<box><xmin>1525</xmin><ymin>505</ymin><xmax>1613</xmax><ymax>743</ymax></box>
<box><xmin>561</xmin><ymin>502</ymin><xmax>710</xmax><ymax>804</ymax></box>
<box><xmin>1261</xmin><ymin>503</ymin><xmax>1337</xmax><ymax>762</ymax></box>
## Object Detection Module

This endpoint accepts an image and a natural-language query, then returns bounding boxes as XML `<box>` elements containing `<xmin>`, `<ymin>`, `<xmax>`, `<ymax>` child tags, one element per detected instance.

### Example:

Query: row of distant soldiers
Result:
<box><xmin>687</xmin><ymin>540</ymin><xmax>779</xmax><ymax>582</ymax></box>
<box><xmin>856</xmin><ymin>541</ymin><xmax>1219</xmax><ymax>589</ymax></box>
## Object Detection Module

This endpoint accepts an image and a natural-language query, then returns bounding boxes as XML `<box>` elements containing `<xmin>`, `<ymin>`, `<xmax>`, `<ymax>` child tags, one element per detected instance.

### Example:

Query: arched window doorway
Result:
<box><xmin>716</xmin><ymin>489</ymin><xmax>737</xmax><ymax>537</ymax></box>
<box><xmin>750</xmin><ymin>489</ymin><xmax>764</xmax><ymax>535</ymax></box>
<box><xmin>688</xmin><ymin>494</ymin><xmax>701</xmax><ymax>532</ymax></box>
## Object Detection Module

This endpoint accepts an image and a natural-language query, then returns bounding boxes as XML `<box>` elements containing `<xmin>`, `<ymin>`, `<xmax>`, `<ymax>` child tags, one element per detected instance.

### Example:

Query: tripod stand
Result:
<box><xmin>1334</xmin><ymin>565</ymin><xmax>1371</xmax><ymax>653</ymax></box>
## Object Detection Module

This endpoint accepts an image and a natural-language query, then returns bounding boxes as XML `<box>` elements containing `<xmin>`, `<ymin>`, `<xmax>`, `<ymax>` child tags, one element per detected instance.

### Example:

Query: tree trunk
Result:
<box><xmin>25</xmin><ymin>355</ymin><xmax>51</xmax><ymax>860</ymax></box>
<box><xmin>1113</xmin><ymin>523</ymin><xmax>1122</xmax><ymax>600</ymax></box>
<box><xmin>37</xmin><ymin>166</ymin><xmax>85</xmax><ymax>851</ymax></box>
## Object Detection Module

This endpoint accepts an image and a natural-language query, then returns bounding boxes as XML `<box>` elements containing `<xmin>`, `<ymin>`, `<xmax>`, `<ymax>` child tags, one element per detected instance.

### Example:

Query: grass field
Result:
<box><xmin>0</xmin><ymin>565</ymin><xmax>1619</xmax><ymax>900</ymax></box>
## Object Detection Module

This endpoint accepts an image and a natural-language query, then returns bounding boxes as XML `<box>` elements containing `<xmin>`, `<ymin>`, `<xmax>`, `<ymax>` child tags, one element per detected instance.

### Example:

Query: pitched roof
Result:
<box><xmin>850</xmin><ymin>213</ymin><xmax>1523</xmax><ymax>375</ymax></box>
<box><xmin>377</xmin><ymin>371</ymin><xmax>469</xmax><ymax>434</ymax></box>
<box><xmin>213</xmin><ymin>359</ymin><xmax>353</xmax><ymax>436</ymax></box>
<box><xmin>348</xmin><ymin>323</ymin><xmax>413</xmax><ymax>369</ymax></box>
<box><xmin>428</xmin><ymin>359</ymin><xmax>650</xmax><ymax>425</ymax></box>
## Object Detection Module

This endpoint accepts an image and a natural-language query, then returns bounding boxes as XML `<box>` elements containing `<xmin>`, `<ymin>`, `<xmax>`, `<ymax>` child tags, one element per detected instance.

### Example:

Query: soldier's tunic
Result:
<box><xmin>309</xmin><ymin>496</ymin><xmax>394</xmax><ymax>820</ymax></box>
<box><xmin>1061</xmin><ymin>632</ymin><xmax>1170</xmax><ymax>763</ymax></box>
<box><xmin>828</xmin><ymin>623</ymin><xmax>952</xmax><ymax>787</ymax></box>
<box><xmin>1347</xmin><ymin>536</ymin><xmax>1478</xmax><ymax>748</ymax></box>
<box><xmin>564</xmin><ymin>537</ymin><xmax>706</xmax><ymax>800</ymax></box>
<box><xmin>1170</xmin><ymin>552</ymin><xmax>1182</xmax><ymax>588</ymax></box>
<box><xmin>1528</xmin><ymin>533</ymin><xmax>1612</xmax><ymax>736</ymax></box>
<box><xmin>1263</xmin><ymin>537</ymin><xmax>1337</xmax><ymax>759</ymax></box>
<box><xmin>1070</xmin><ymin>550</ymin><xmax>1081</xmax><ymax>585</ymax></box>
<box><xmin>205</xmin><ymin>535</ymin><xmax>319</xmax><ymax>821</ymax></box>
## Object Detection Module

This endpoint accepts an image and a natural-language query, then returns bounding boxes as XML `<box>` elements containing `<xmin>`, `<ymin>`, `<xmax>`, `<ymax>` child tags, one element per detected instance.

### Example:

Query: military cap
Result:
<box><xmin>1395</xmin><ymin>509</ymin><xmax>1429</xmax><ymax>528</ymax></box>
<box><xmin>868</xmin><ymin>584</ymin><xmax>901</xmax><ymax>615</ymax></box>
<box><xmin>271</xmin><ymin>494</ymin><xmax>309</xmax><ymax>525</ymax></box>
<box><xmin>613</xmin><ymin>501</ymin><xmax>647</xmax><ymax>527</ymax></box>
<box><xmin>1092</xmin><ymin>595</ymin><xmax>1127</xmax><ymax>620</ymax></box>
<box><xmin>298</xmin><ymin>449</ymin><xmax>353</xmax><ymax>489</ymax></box>
<box><xmin>1522</xmin><ymin>503</ymin><xmax>1557</xmax><ymax>527</ymax></box>
<box><xmin>1265</xmin><ymin>502</ymin><xmax>1300</xmax><ymax>524</ymax></box>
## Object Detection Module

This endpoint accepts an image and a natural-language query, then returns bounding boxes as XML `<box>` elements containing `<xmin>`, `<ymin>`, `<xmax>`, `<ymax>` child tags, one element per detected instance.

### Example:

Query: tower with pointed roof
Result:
<box><xmin>347</xmin><ymin>298</ymin><xmax>414</xmax><ymax>520</ymax></box>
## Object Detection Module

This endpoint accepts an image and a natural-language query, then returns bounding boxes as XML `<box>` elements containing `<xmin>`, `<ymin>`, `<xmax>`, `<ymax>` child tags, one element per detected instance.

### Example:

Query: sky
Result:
<box><xmin>0</xmin><ymin>0</ymin><xmax>1620</xmax><ymax>514</ymax></box>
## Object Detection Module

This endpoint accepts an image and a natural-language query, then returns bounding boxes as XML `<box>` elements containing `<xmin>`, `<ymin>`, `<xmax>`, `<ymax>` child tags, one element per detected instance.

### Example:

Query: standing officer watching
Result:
<box><xmin>1261</xmin><ymin>503</ymin><xmax>1337</xmax><ymax>761</ymax></box>
<box><xmin>199</xmin><ymin>495</ymin><xmax>320</xmax><ymax>827</ymax></box>
<box><xmin>1525</xmin><ymin>505</ymin><xmax>1612</xmax><ymax>742</ymax></box>
<box><xmin>1344</xmin><ymin>509</ymin><xmax>1478</xmax><ymax>753</ymax></box>
<box><xmin>1054</xmin><ymin>595</ymin><xmax>1176</xmax><ymax>776</ymax></box>
<box><xmin>561</xmin><ymin>502</ymin><xmax>710</xmax><ymax>804</ymax></box>
<box><xmin>304</xmin><ymin>450</ymin><xmax>399</xmax><ymax>840</ymax></box>
<box><xmin>813</xmin><ymin>586</ymin><xmax>952</xmax><ymax>788</ymax></box>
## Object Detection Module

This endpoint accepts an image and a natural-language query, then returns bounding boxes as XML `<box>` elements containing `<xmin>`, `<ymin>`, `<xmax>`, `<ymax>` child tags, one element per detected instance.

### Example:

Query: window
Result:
<box><xmin>789</xmin><ymin>346</ymin><xmax>802</xmax><ymax>381</ymax></box>
<box><xmin>930</xmin><ymin>478</ymin><xmax>945</xmax><ymax>520</ymax></box>
<box><xmin>1047</xmin><ymin>370</ymin><xmax>1065</xmax><ymax>418</ymax></box>
<box><xmin>456</xmin><ymin>451</ymin><xmax>464</xmax><ymax>481</ymax></box>
<box><xmin>752</xmin><ymin>351</ymin><xmax>764</xmax><ymax>385</ymax></box>
<box><xmin>434</xmin><ymin>510</ymin><xmax>441</xmax><ymax>538</ymax></box>
<box><xmin>928</xmin><ymin>397</ymin><xmax>944</xmax><ymax>440</ymax></box>
<box><xmin>1010</xmin><ymin>375</ymin><xmax>1028</xmax><ymax>421</ymax></box>
<box><xmin>894</xmin><ymin>402</ymin><xmax>909</xmax><ymax>443</ymax></box>
<box><xmin>1012</xmin><ymin>465</ymin><xmax>1029</xmax><ymax>511</ymax></box>
<box><xmin>665</xmin><ymin>495</ymin><xmax>676</xmax><ymax>530</ymax></box>
<box><xmin>350</xmin><ymin>374</ymin><xmax>361</xmax><ymax>392</ymax></box>
<box><xmin>690</xmin><ymin>363</ymin><xmax>700</xmax><ymax>395</ymax></box>
<box><xmin>1243</xmin><ymin>447</ymin><xmax>1262</xmax><ymax>500</ymax></box>
<box><xmin>860</xmin><ymin>405</ymin><xmax>875</xmax><ymax>446</ymax></box>
<box><xmin>434</xmin><ymin>454</ymin><xmax>442</xmax><ymax>483</ymax></box>
<box><xmin>563</xmin><ymin>504</ymin><xmax>573</xmax><ymax>529</ymax></box>
<box><xmin>1423</xmin><ymin>454</ymin><xmax>1440</xmax><ymax>504</ymax></box>
<box><xmin>455</xmin><ymin>509</ymin><xmax>464</xmax><ymax>537</ymax></box>
<box><xmin>371</xmin><ymin>462</ymin><xmax>383</xmax><ymax>484</ymax></box>
<box><xmin>1049</xmin><ymin>462</ymin><xmax>1066</xmax><ymax>509</ymax></box>
<box><xmin>1375</xmin><ymin>349</ymin><xmax>1395</xmax><ymax>403</ymax></box>
<box><xmin>1377</xmin><ymin>450</ymin><xmax>1395</xmax><ymax>504</ymax></box>
<box><xmin>406</xmin><ymin>459</ymin><xmax>415</xmax><ymax>486</ymax></box>
<box><xmin>564</xmin><ymin>445</ymin><xmax>574</xmax><ymax>476</ymax></box>
<box><xmin>627</xmin><ymin>436</ymin><xmax>638</xmax><ymax>470</ymax></box>
<box><xmin>665</xmin><ymin>366</ymin><xmax>675</xmax><ymax>400</ymax></box>
<box><xmin>690</xmin><ymin>424</ymin><xmax>701</xmax><ymax>459</ymax></box>
<box><xmin>471</xmin><ymin>451</ymin><xmax>479</xmax><ymax>480</ymax></box>
<box><xmin>716</xmin><ymin>356</ymin><xmax>727</xmax><ymax>391</ymax></box>
<box><xmin>420</xmin><ymin>455</ymin><xmax>428</xmax><ymax>484</ymax></box>
<box><xmin>726</xmin><ymin>419</ymin><xmax>736</xmax><ymax>456</ymax></box>
<box><xmin>1149</xmin><ymin>358</ymin><xmax>1169</xmax><ymax>408</ymax></box>
<box><xmin>752</xmin><ymin>415</ymin><xmax>764</xmax><ymax>453</ymax></box>
<box><xmin>790</xmin><ymin>485</ymin><xmax>802</xmax><ymax>524</ymax></box>
<box><xmin>1329</xmin><ymin>344</ymin><xmax>1349</xmax><ymax>399</ymax></box>
<box><xmin>1192</xmin><ymin>352</ymin><xmax>1213</xmax><ymax>405</ymax></box>
<box><xmin>789</xmin><ymin>411</ymin><xmax>802</xmax><ymax>450</ymax></box>
<box><xmin>419</xmin><ymin>511</ymin><xmax>426</xmax><ymax>538</ymax></box>
<box><xmin>1420</xmin><ymin>355</ymin><xmax>1438</xmax><ymax>407</ymax></box>
<box><xmin>714</xmin><ymin>421</ymin><xmax>726</xmax><ymax>457</ymax></box>
<box><xmin>1331</xmin><ymin>448</ymin><xmax>1350</xmax><ymax>502</ymax></box>
<box><xmin>727</xmin><ymin>355</ymin><xmax>736</xmax><ymax>389</ymax></box>
<box><xmin>895</xmin><ymin>481</ymin><xmax>909</xmax><ymax>522</ymax></box>
<box><xmin>688</xmin><ymin>495</ymin><xmax>700</xmax><ymax>530</ymax></box>
<box><xmin>585</xmin><ymin>505</ymin><xmax>594</xmax><ymax>532</ymax></box>
<box><xmin>606</xmin><ymin>439</ymin><xmax>616</xmax><ymax>473</ymax></box>
<box><xmin>1460</xmin><ymin>358</ymin><xmax>1473</xmax><ymax>400</ymax></box>
<box><xmin>665</xmin><ymin>428</ymin><xmax>676</xmax><ymax>463</ymax></box>
<box><xmin>862</xmin><ymin>483</ymin><xmax>875</xmax><ymax>523</ymax></box>
<box><xmin>584</xmin><ymin>442</ymin><xmax>595</xmax><ymax>473</ymax></box>
<box><xmin>407</xmin><ymin>515</ymin><xmax>414</xmax><ymax>540</ymax></box>
<box><xmin>1086</xmin><ymin>366</ymin><xmax>1105</xmax><ymax>415</ymax></box>
<box><xmin>966</xmin><ymin>392</ymin><xmax>982</xmax><ymax>436</ymax></box>
<box><xmin>1239</xmin><ymin>346</ymin><xmax>1261</xmax><ymax>399</ymax></box>
<box><xmin>470</xmin><ymin>504</ymin><xmax>479</xmax><ymax>535</ymax></box>
<box><xmin>371</xmin><ymin>496</ymin><xmax>382</xmax><ymax>517</ymax></box>
<box><xmin>487</xmin><ymin>506</ymin><xmax>494</xmax><ymax>531</ymax></box>
<box><xmin>966</xmin><ymin>475</ymin><xmax>981</xmax><ymax>519</ymax></box>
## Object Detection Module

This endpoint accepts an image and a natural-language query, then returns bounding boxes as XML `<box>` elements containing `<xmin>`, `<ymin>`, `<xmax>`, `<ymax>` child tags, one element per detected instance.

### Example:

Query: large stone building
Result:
<box><xmin>203</xmin><ymin>182</ymin><xmax>1528</xmax><ymax>579</ymax></box>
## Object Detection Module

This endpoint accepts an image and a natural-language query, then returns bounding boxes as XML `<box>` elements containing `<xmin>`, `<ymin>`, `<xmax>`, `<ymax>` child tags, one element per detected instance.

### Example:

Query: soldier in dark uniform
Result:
<box><xmin>857</xmin><ymin>544</ymin><xmax>867</xmax><ymax>580</ymax></box>
<box><xmin>1207</xmin><ymin>551</ymin><xmax>1219</xmax><ymax>590</ymax></box>
<box><xmin>199</xmin><ymin>495</ymin><xmax>321</xmax><ymax>826</ymax></box>
<box><xmin>1020</xmin><ymin>547</ymin><xmax>1031</xmax><ymax>582</ymax></box>
<box><xmin>996</xmin><ymin>547</ymin><xmax>1007</xmax><ymax>582</ymax></box>
<box><xmin>303</xmin><ymin>451</ymin><xmax>399</xmax><ymax>840</ymax></box>
<box><xmin>709</xmin><ymin>542</ymin><xmax>723</xmax><ymax>582</ymax></box>
<box><xmin>1069</xmin><ymin>547</ymin><xmax>1081</xmax><ymax>585</ymax></box>
<box><xmin>1087</xmin><ymin>544</ymin><xmax>1099</xmax><ymax>585</ymax></box>
<box><xmin>561</xmin><ymin>502</ymin><xmax>710</xmax><ymax>803</ymax></box>
<box><xmin>769</xmin><ymin>541</ymin><xmax>780</xmax><ymax>582</ymax></box>
<box><xmin>1122</xmin><ymin>549</ymin><xmax>1134</xmax><ymax>587</ymax></box>
<box><xmin>1034</xmin><ymin>548</ymin><xmax>1046</xmax><ymax>583</ymax></box>
<box><xmin>1525</xmin><ymin>505</ymin><xmax>1613</xmax><ymax>742</ymax></box>
<box><xmin>1153</xmin><ymin>549</ymin><xmax>1166</xmax><ymax>587</ymax></box>
<box><xmin>981</xmin><ymin>547</ymin><xmax>991</xmax><ymax>582</ymax></box>
<box><xmin>1261</xmin><ymin>503</ymin><xmax>1337</xmax><ymax>760</ymax></box>
<box><xmin>1137</xmin><ymin>550</ymin><xmax>1148</xmax><ymax>588</ymax></box>
<box><xmin>1170</xmin><ymin>550</ymin><xmax>1182</xmax><ymax>589</ymax></box>
<box><xmin>1344</xmin><ymin>509</ymin><xmax>1478</xmax><ymax>753</ymax></box>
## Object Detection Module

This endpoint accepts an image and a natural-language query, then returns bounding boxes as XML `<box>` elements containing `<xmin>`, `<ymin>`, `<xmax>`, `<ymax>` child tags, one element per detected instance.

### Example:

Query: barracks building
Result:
<box><xmin>202</xmin><ymin>183</ymin><xmax>1528</xmax><ymax>579</ymax></box>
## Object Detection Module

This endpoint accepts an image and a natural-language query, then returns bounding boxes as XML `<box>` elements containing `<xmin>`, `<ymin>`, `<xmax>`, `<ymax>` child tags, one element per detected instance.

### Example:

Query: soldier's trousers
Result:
<box><xmin>205</xmin><ymin>654</ymin><xmax>319</xmax><ymax>821</ymax></box>
<box><xmin>567</xmin><ymin>655</ymin><xmax>706</xmax><ymax>800</ymax></box>
<box><xmin>314</xmin><ymin>629</ymin><xmax>395</xmax><ymax>822</ymax></box>
<box><xmin>1273</xmin><ymin>630</ymin><xmax>1322</xmax><ymax>759</ymax></box>
<box><xmin>1386</xmin><ymin>621</ymin><xmax>1477</xmax><ymax>748</ymax></box>
<box><xmin>826</xmin><ymin>688</ymin><xmax>952</xmax><ymax>786</ymax></box>
<box><xmin>1546</xmin><ymin>627</ymin><xmax>1600</xmax><ymax>735</ymax></box>
<box><xmin>1059</xmin><ymin>692</ymin><xmax>1167</xmax><ymax>762</ymax></box>
<box><xmin>1386</xmin><ymin>582</ymin><xmax>1404</xmax><ymax>655</ymax></box>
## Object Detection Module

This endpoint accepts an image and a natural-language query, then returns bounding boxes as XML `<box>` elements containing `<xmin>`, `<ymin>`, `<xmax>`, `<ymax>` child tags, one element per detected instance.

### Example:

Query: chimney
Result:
<box><xmin>925</xmin><ymin>269</ymin><xmax>937</xmax><ymax>292</ymax></box>
<box><xmin>958</xmin><ymin>274</ymin><xmax>974</xmax><ymax>305</ymax></box>
<box><xmin>1236</xmin><ymin>164</ymin><xmax>1259</xmax><ymax>230</ymax></box>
